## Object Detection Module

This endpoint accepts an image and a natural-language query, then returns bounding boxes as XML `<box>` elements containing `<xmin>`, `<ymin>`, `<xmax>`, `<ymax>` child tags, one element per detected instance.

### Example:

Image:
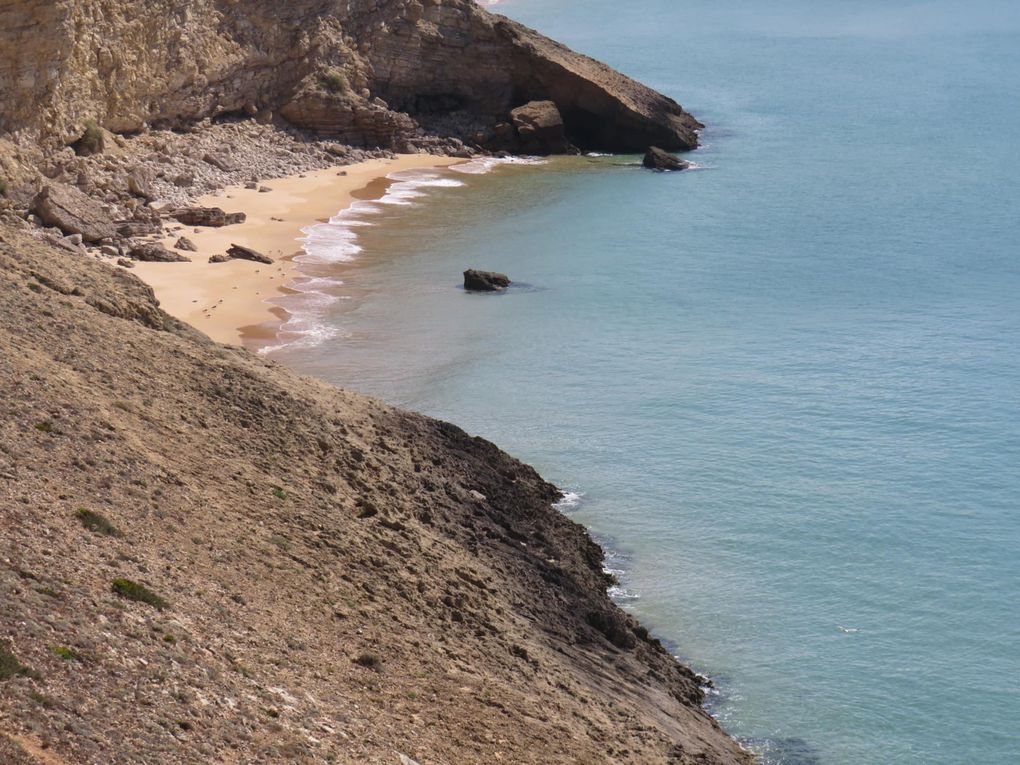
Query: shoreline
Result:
<box><xmin>131</xmin><ymin>154</ymin><xmax>462</xmax><ymax>347</ymax></box>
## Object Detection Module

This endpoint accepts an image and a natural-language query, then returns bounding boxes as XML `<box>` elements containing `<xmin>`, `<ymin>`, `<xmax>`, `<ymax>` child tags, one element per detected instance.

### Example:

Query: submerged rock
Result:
<box><xmin>642</xmin><ymin>146</ymin><xmax>690</xmax><ymax>172</ymax></box>
<box><xmin>464</xmin><ymin>269</ymin><xmax>511</xmax><ymax>292</ymax></box>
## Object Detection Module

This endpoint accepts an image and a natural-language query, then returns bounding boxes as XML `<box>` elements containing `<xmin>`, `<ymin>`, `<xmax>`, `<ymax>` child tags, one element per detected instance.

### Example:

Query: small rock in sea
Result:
<box><xmin>464</xmin><ymin>269</ymin><xmax>511</xmax><ymax>292</ymax></box>
<box><xmin>642</xmin><ymin>146</ymin><xmax>690</xmax><ymax>172</ymax></box>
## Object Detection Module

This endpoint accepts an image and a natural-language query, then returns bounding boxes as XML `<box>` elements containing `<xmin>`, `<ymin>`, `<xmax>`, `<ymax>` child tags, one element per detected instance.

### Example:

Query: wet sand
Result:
<box><xmin>132</xmin><ymin>154</ymin><xmax>460</xmax><ymax>346</ymax></box>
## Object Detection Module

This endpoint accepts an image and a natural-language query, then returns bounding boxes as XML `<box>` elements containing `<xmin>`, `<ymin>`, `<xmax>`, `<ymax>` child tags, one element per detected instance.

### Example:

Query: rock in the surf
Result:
<box><xmin>642</xmin><ymin>146</ymin><xmax>690</xmax><ymax>171</ymax></box>
<box><xmin>464</xmin><ymin>269</ymin><xmax>511</xmax><ymax>292</ymax></box>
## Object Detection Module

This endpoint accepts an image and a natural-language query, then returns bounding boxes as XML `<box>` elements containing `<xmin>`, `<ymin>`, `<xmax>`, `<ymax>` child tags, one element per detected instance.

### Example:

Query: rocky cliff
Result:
<box><xmin>0</xmin><ymin>0</ymin><xmax>701</xmax><ymax>153</ymax></box>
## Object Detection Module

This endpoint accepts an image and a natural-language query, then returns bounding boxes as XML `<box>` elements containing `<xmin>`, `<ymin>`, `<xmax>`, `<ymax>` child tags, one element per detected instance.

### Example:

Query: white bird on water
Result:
<box><xmin>838</xmin><ymin>626</ymin><xmax>860</xmax><ymax>634</ymax></box>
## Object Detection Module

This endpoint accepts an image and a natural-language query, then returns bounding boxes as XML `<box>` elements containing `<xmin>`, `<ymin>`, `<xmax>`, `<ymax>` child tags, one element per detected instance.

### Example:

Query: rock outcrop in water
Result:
<box><xmin>0</xmin><ymin>0</ymin><xmax>701</xmax><ymax>154</ymax></box>
<box><xmin>643</xmin><ymin>146</ymin><xmax>691</xmax><ymax>171</ymax></box>
<box><xmin>464</xmin><ymin>268</ymin><xmax>512</xmax><ymax>291</ymax></box>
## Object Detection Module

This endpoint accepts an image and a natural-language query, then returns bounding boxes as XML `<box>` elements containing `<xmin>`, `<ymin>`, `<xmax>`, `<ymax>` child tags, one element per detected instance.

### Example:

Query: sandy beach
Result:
<box><xmin>132</xmin><ymin>154</ymin><xmax>461</xmax><ymax>346</ymax></box>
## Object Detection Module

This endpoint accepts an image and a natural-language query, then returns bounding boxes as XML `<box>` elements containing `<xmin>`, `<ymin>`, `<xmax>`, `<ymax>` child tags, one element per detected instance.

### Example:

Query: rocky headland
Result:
<box><xmin>0</xmin><ymin>2</ymin><xmax>750</xmax><ymax>763</ymax></box>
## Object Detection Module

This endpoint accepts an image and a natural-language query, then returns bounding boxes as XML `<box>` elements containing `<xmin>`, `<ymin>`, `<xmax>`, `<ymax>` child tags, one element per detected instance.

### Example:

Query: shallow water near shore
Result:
<box><xmin>272</xmin><ymin>1</ymin><xmax>1020</xmax><ymax>762</ymax></box>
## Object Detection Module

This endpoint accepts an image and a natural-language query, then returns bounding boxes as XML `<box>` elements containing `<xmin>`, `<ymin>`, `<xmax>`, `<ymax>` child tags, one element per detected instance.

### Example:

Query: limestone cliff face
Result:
<box><xmin>0</xmin><ymin>0</ymin><xmax>701</xmax><ymax>152</ymax></box>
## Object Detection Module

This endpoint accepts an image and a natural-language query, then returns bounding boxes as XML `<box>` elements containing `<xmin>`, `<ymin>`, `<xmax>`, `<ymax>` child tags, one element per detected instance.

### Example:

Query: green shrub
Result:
<box><xmin>318</xmin><ymin>70</ymin><xmax>349</xmax><ymax>94</ymax></box>
<box><xmin>0</xmin><ymin>642</ymin><xmax>39</xmax><ymax>681</ymax></box>
<box><xmin>30</xmin><ymin>691</ymin><xmax>55</xmax><ymax>708</ymax></box>
<box><xmin>353</xmin><ymin>652</ymin><xmax>382</xmax><ymax>670</ymax></box>
<box><xmin>49</xmin><ymin>646</ymin><xmax>81</xmax><ymax>662</ymax></box>
<box><xmin>271</xmin><ymin>486</ymin><xmax>287</xmax><ymax>501</ymax></box>
<box><xmin>74</xmin><ymin>119</ymin><xmax>105</xmax><ymax>156</ymax></box>
<box><xmin>268</xmin><ymin>534</ymin><xmax>291</xmax><ymax>551</ymax></box>
<box><xmin>76</xmin><ymin>508</ymin><xmax>122</xmax><ymax>537</ymax></box>
<box><xmin>111</xmin><ymin>578</ymin><xmax>169</xmax><ymax>610</ymax></box>
<box><xmin>34</xmin><ymin>421</ymin><xmax>53</xmax><ymax>433</ymax></box>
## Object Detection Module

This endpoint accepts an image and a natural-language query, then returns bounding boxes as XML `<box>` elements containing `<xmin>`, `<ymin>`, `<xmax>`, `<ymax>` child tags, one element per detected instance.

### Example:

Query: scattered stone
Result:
<box><xmin>202</xmin><ymin>152</ymin><xmax>235</xmax><ymax>171</ymax></box>
<box><xmin>642</xmin><ymin>146</ymin><xmax>690</xmax><ymax>172</ymax></box>
<box><xmin>172</xmin><ymin>172</ymin><xmax>195</xmax><ymax>188</ymax></box>
<box><xmin>30</xmin><ymin>183</ymin><xmax>117</xmax><ymax>242</ymax></box>
<box><xmin>226</xmin><ymin>243</ymin><xmax>273</xmax><ymax>264</ymax></box>
<box><xmin>127</xmin><ymin>167</ymin><xmax>157</xmax><ymax>200</ymax></box>
<box><xmin>244</xmin><ymin>181</ymin><xmax>258</xmax><ymax>190</ymax></box>
<box><xmin>172</xmin><ymin>207</ymin><xmax>246</xmax><ymax>227</ymax></box>
<box><xmin>208</xmin><ymin>253</ymin><xmax>231</xmax><ymax>263</ymax></box>
<box><xmin>463</xmin><ymin>269</ymin><xmax>511</xmax><ymax>292</ymax></box>
<box><xmin>100</xmin><ymin>245</ymin><xmax>120</xmax><ymax>258</ymax></box>
<box><xmin>174</xmin><ymin>236</ymin><xmax>198</xmax><ymax>252</ymax></box>
<box><xmin>130</xmin><ymin>242</ymin><xmax>190</xmax><ymax>262</ymax></box>
<box><xmin>117</xmin><ymin>220</ymin><xmax>162</xmax><ymax>237</ymax></box>
<box><xmin>258</xmin><ymin>186</ymin><xmax>272</xmax><ymax>193</ymax></box>
<box><xmin>116</xmin><ymin>257</ymin><xmax>135</xmax><ymax>268</ymax></box>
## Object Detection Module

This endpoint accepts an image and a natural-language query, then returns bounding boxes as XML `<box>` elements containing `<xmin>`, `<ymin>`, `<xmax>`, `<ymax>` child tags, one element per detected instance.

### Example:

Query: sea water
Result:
<box><xmin>271</xmin><ymin>1</ymin><xmax>1020</xmax><ymax>762</ymax></box>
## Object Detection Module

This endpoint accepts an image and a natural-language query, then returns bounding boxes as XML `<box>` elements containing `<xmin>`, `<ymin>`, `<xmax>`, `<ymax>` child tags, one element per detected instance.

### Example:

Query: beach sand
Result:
<box><xmin>132</xmin><ymin>154</ymin><xmax>461</xmax><ymax>346</ymax></box>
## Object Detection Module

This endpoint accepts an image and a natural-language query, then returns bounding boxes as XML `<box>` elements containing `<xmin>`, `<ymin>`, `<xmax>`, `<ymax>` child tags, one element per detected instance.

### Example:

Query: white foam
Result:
<box><xmin>265</xmin><ymin>167</ymin><xmax>469</xmax><ymax>354</ymax></box>
<box><xmin>553</xmin><ymin>490</ymin><xmax>585</xmax><ymax>511</ymax></box>
<box><xmin>451</xmin><ymin>155</ymin><xmax>549</xmax><ymax>175</ymax></box>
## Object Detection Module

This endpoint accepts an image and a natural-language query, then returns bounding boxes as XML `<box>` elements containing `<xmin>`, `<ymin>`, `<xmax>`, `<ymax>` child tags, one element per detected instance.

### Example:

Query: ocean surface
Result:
<box><xmin>270</xmin><ymin>2</ymin><xmax>1020</xmax><ymax>762</ymax></box>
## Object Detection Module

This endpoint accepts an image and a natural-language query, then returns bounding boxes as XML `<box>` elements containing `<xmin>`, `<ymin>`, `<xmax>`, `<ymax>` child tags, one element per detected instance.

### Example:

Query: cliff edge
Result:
<box><xmin>0</xmin><ymin>0</ymin><xmax>700</xmax><ymax>154</ymax></box>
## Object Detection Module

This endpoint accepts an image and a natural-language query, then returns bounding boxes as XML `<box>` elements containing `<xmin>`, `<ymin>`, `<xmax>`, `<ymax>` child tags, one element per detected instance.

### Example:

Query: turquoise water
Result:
<box><xmin>273</xmin><ymin>2</ymin><xmax>1020</xmax><ymax>762</ymax></box>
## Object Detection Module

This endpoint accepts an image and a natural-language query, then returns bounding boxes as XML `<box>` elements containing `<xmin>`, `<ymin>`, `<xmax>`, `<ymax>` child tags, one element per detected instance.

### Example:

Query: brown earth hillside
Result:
<box><xmin>0</xmin><ymin>217</ymin><xmax>751</xmax><ymax>764</ymax></box>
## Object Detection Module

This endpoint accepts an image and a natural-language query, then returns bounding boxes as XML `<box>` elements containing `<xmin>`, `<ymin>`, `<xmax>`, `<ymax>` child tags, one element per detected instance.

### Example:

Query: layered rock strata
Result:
<box><xmin>0</xmin><ymin>0</ymin><xmax>701</xmax><ymax>154</ymax></box>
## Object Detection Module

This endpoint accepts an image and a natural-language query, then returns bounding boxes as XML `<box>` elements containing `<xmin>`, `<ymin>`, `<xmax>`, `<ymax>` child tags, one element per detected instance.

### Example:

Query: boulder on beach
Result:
<box><xmin>30</xmin><ymin>183</ymin><xmax>117</xmax><ymax>243</ymax></box>
<box><xmin>510</xmin><ymin>100</ymin><xmax>572</xmax><ymax>154</ymax></box>
<box><xmin>227</xmin><ymin>243</ymin><xmax>273</xmax><ymax>264</ymax></box>
<box><xmin>172</xmin><ymin>207</ymin><xmax>246</xmax><ymax>227</ymax></box>
<box><xmin>175</xmin><ymin>236</ymin><xmax>198</xmax><ymax>252</ymax></box>
<box><xmin>642</xmin><ymin>146</ymin><xmax>690</xmax><ymax>172</ymax></box>
<box><xmin>464</xmin><ymin>269</ymin><xmax>511</xmax><ymax>292</ymax></box>
<box><xmin>129</xmin><ymin>242</ymin><xmax>190</xmax><ymax>262</ymax></box>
